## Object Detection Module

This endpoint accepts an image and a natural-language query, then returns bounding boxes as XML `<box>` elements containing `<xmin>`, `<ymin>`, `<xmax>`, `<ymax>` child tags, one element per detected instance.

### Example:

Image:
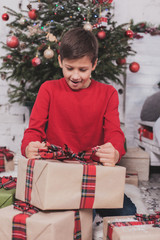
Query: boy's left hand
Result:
<box><xmin>95</xmin><ymin>142</ymin><xmax>119</xmax><ymax>167</ymax></box>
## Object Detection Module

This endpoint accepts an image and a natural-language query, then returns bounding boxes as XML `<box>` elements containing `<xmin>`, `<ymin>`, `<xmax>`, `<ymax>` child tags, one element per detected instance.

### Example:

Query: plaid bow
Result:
<box><xmin>0</xmin><ymin>176</ymin><xmax>17</xmax><ymax>189</ymax></box>
<box><xmin>12</xmin><ymin>200</ymin><xmax>39</xmax><ymax>240</ymax></box>
<box><xmin>38</xmin><ymin>142</ymin><xmax>100</xmax><ymax>164</ymax></box>
<box><xmin>0</xmin><ymin>147</ymin><xmax>14</xmax><ymax>173</ymax></box>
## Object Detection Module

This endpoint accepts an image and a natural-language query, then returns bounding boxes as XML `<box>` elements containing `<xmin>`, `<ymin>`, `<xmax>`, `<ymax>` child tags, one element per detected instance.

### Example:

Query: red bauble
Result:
<box><xmin>98</xmin><ymin>0</ymin><xmax>113</xmax><ymax>3</ymax></box>
<box><xmin>116</xmin><ymin>58</ymin><xmax>126</xmax><ymax>65</ymax></box>
<box><xmin>97</xmin><ymin>30</ymin><xmax>106</xmax><ymax>40</ymax></box>
<box><xmin>129</xmin><ymin>62</ymin><xmax>140</xmax><ymax>73</ymax></box>
<box><xmin>28</xmin><ymin>9</ymin><xmax>37</xmax><ymax>20</ymax></box>
<box><xmin>2</xmin><ymin>13</ymin><xmax>9</xmax><ymax>21</ymax></box>
<box><xmin>32</xmin><ymin>57</ymin><xmax>41</xmax><ymax>67</ymax></box>
<box><xmin>125</xmin><ymin>29</ymin><xmax>134</xmax><ymax>38</ymax></box>
<box><xmin>7</xmin><ymin>36</ymin><xmax>19</xmax><ymax>48</ymax></box>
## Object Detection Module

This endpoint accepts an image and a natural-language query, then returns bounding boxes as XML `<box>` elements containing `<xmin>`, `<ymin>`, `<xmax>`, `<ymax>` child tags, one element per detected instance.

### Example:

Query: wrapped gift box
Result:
<box><xmin>125</xmin><ymin>172</ymin><xmax>138</xmax><ymax>187</ymax></box>
<box><xmin>16</xmin><ymin>158</ymin><xmax>126</xmax><ymax>210</ymax></box>
<box><xmin>103</xmin><ymin>215</ymin><xmax>160</xmax><ymax>240</ymax></box>
<box><xmin>0</xmin><ymin>188</ymin><xmax>16</xmax><ymax>208</ymax></box>
<box><xmin>118</xmin><ymin>148</ymin><xmax>149</xmax><ymax>181</ymax></box>
<box><xmin>0</xmin><ymin>205</ymin><xmax>92</xmax><ymax>240</ymax></box>
<box><xmin>0</xmin><ymin>176</ymin><xmax>17</xmax><ymax>208</ymax></box>
<box><xmin>0</xmin><ymin>147</ymin><xmax>14</xmax><ymax>173</ymax></box>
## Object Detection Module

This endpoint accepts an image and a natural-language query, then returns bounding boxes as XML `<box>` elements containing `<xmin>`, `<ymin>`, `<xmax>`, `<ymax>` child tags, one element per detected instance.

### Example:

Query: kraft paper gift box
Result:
<box><xmin>15</xmin><ymin>158</ymin><xmax>126</xmax><ymax>210</ymax></box>
<box><xmin>125</xmin><ymin>172</ymin><xmax>138</xmax><ymax>187</ymax></box>
<box><xmin>0</xmin><ymin>205</ymin><xmax>92</xmax><ymax>240</ymax></box>
<box><xmin>103</xmin><ymin>215</ymin><xmax>160</xmax><ymax>240</ymax></box>
<box><xmin>118</xmin><ymin>147</ymin><xmax>149</xmax><ymax>181</ymax></box>
<box><xmin>0</xmin><ymin>147</ymin><xmax>14</xmax><ymax>173</ymax></box>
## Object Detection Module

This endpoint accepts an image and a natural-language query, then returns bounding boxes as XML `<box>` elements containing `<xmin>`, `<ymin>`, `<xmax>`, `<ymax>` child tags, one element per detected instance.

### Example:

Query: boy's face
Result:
<box><xmin>58</xmin><ymin>55</ymin><xmax>97</xmax><ymax>90</ymax></box>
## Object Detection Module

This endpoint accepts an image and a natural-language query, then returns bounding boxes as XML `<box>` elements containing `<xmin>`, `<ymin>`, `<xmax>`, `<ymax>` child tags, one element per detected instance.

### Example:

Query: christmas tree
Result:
<box><xmin>0</xmin><ymin>0</ymin><xmax>136</xmax><ymax>105</ymax></box>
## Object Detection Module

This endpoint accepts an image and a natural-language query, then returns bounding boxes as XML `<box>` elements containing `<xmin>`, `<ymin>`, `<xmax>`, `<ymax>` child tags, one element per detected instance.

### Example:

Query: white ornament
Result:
<box><xmin>44</xmin><ymin>47</ymin><xmax>54</xmax><ymax>59</ymax></box>
<box><xmin>83</xmin><ymin>22</ymin><xmax>93</xmax><ymax>31</ymax></box>
<box><xmin>19</xmin><ymin>17</ymin><xmax>26</xmax><ymax>25</ymax></box>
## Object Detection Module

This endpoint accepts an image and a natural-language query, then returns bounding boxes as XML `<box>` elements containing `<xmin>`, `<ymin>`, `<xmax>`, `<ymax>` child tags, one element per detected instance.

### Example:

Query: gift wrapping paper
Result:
<box><xmin>0</xmin><ymin>205</ymin><xmax>92</xmax><ymax>240</ymax></box>
<box><xmin>16</xmin><ymin>158</ymin><xmax>126</xmax><ymax>210</ymax></box>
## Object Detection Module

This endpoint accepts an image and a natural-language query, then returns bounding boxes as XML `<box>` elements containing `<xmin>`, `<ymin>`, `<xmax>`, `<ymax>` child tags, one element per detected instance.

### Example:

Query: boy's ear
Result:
<box><xmin>92</xmin><ymin>58</ymin><xmax>98</xmax><ymax>71</ymax></box>
<box><xmin>58</xmin><ymin>55</ymin><xmax>62</xmax><ymax>68</ymax></box>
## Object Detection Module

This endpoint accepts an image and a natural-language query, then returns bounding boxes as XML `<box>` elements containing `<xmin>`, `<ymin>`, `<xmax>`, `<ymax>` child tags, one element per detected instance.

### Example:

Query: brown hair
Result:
<box><xmin>59</xmin><ymin>27</ymin><xmax>98</xmax><ymax>66</ymax></box>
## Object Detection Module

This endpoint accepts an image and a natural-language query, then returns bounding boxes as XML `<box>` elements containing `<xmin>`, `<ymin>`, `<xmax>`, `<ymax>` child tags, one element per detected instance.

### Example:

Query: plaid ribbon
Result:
<box><xmin>25</xmin><ymin>159</ymin><xmax>36</xmax><ymax>203</ymax></box>
<box><xmin>80</xmin><ymin>164</ymin><xmax>96</xmax><ymax>209</ymax></box>
<box><xmin>74</xmin><ymin>211</ymin><xmax>81</xmax><ymax>240</ymax></box>
<box><xmin>25</xmin><ymin>142</ymin><xmax>98</xmax><ymax>207</ymax></box>
<box><xmin>12</xmin><ymin>200</ymin><xmax>39</xmax><ymax>240</ymax></box>
<box><xmin>0</xmin><ymin>176</ymin><xmax>17</xmax><ymax>189</ymax></box>
<box><xmin>135</xmin><ymin>212</ymin><xmax>160</xmax><ymax>228</ymax></box>
<box><xmin>108</xmin><ymin>220</ymin><xmax>155</xmax><ymax>240</ymax></box>
<box><xmin>0</xmin><ymin>147</ymin><xmax>14</xmax><ymax>173</ymax></box>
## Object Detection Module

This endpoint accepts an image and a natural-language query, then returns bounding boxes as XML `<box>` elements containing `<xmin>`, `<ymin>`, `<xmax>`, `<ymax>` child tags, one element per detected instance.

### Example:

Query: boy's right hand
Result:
<box><xmin>25</xmin><ymin>141</ymin><xmax>47</xmax><ymax>159</ymax></box>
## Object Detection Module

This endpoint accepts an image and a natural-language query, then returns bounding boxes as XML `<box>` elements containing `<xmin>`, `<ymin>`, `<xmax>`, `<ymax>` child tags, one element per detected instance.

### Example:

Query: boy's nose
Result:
<box><xmin>71</xmin><ymin>71</ymin><xmax>80</xmax><ymax>80</ymax></box>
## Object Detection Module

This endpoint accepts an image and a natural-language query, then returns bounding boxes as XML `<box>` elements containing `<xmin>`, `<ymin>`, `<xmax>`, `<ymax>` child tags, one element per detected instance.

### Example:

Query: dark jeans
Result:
<box><xmin>94</xmin><ymin>194</ymin><xmax>137</xmax><ymax>219</ymax></box>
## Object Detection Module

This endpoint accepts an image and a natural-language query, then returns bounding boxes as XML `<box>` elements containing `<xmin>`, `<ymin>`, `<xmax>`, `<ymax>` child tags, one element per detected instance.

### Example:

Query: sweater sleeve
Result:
<box><xmin>103</xmin><ymin>88</ymin><xmax>126</xmax><ymax>161</ymax></box>
<box><xmin>21</xmin><ymin>82</ymin><xmax>50</xmax><ymax>156</ymax></box>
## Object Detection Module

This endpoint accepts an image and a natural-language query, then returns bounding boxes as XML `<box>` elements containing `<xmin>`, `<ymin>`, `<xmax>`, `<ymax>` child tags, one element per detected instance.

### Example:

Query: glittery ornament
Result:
<box><xmin>83</xmin><ymin>22</ymin><xmax>93</xmax><ymax>31</ymax></box>
<box><xmin>32</xmin><ymin>57</ymin><xmax>41</xmax><ymax>66</ymax></box>
<box><xmin>28</xmin><ymin>9</ymin><xmax>37</xmax><ymax>20</ymax></box>
<box><xmin>44</xmin><ymin>47</ymin><xmax>54</xmax><ymax>59</ymax></box>
<box><xmin>27</xmin><ymin>24</ymin><xmax>43</xmax><ymax>36</ymax></box>
<box><xmin>7</xmin><ymin>36</ymin><xmax>19</xmax><ymax>48</ymax></box>
<box><xmin>46</xmin><ymin>33</ymin><xmax>57</xmax><ymax>42</ymax></box>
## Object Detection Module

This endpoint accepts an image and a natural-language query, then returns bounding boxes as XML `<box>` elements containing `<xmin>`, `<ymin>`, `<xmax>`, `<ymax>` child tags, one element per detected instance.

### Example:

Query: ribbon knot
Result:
<box><xmin>0</xmin><ymin>176</ymin><xmax>17</xmax><ymax>189</ymax></box>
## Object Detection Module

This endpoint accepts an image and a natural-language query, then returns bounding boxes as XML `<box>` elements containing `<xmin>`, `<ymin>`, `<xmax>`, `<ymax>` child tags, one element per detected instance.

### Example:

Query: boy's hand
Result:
<box><xmin>95</xmin><ymin>142</ymin><xmax>119</xmax><ymax>167</ymax></box>
<box><xmin>25</xmin><ymin>141</ymin><xmax>47</xmax><ymax>159</ymax></box>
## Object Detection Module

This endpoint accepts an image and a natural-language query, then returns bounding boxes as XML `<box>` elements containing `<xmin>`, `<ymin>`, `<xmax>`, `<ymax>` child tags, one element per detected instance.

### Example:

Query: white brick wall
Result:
<box><xmin>0</xmin><ymin>0</ymin><xmax>160</xmax><ymax>153</ymax></box>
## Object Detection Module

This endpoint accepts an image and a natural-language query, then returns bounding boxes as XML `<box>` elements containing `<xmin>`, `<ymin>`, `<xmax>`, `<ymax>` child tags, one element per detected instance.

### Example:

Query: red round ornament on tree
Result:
<box><xmin>97</xmin><ymin>30</ymin><xmax>106</xmax><ymax>40</ymax></box>
<box><xmin>7</xmin><ymin>36</ymin><xmax>19</xmax><ymax>48</ymax></box>
<box><xmin>28</xmin><ymin>9</ymin><xmax>37</xmax><ymax>20</ymax></box>
<box><xmin>116</xmin><ymin>58</ymin><xmax>126</xmax><ymax>65</ymax></box>
<box><xmin>129</xmin><ymin>62</ymin><xmax>140</xmax><ymax>73</ymax></box>
<box><xmin>2</xmin><ymin>13</ymin><xmax>9</xmax><ymax>21</ymax></box>
<box><xmin>32</xmin><ymin>57</ymin><xmax>41</xmax><ymax>67</ymax></box>
<box><xmin>125</xmin><ymin>29</ymin><xmax>134</xmax><ymax>38</ymax></box>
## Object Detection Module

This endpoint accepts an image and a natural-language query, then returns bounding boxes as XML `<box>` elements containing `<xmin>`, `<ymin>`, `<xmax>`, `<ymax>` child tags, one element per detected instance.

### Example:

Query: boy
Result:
<box><xmin>21</xmin><ymin>27</ymin><xmax>136</xmax><ymax>216</ymax></box>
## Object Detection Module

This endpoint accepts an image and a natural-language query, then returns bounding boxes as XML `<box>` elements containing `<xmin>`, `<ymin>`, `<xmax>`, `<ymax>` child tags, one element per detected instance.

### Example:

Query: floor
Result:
<box><xmin>139</xmin><ymin>166</ymin><xmax>160</xmax><ymax>214</ymax></box>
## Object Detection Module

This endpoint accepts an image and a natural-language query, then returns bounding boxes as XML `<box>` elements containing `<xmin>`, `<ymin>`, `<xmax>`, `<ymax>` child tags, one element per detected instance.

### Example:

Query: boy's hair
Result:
<box><xmin>59</xmin><ymin>27</ymin><xmax>98</xmax><ymax>65</ymax></box>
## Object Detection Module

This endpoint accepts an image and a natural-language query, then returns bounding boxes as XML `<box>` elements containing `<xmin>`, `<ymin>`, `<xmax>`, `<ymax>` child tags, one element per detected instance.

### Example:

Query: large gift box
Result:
<box><xmin>0</xmin><ymin>147</ymin><xmax>14</xmax><ymax>173</ymax></box>
<box><xmin>0</xmin><ymin>204</ymin><xmax>92</xmax><ymax>240</ymax></box>
<box><xmin>0</xmin><ymin>176</ymin><xmax>17</xmax><ymax>208</ymax></box>
<box><xmin>118</xmin><ymin>147</ymin><xmax>150</xmax><ymax>181</ymax></box>
<box><xmin>103</xmin><ymin>215</ymin><xmax>160</xmax><ymax>240</ymax></box>
<box><xmin>16</xmin><ymin>157</ymin><xmax>126</xmax><ymax>210</ymax></box>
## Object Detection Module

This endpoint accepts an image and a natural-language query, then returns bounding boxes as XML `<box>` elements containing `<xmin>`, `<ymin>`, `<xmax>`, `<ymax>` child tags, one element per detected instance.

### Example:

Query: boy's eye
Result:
<box><xmin>80</xmin><ymin>69</ymin><xmax>87</xmax><ymax>72</ymax></box>
<box><xmin>66</xmin><ymin>67</ymin><xmax>73</xmax><ymax>71</ymax></box>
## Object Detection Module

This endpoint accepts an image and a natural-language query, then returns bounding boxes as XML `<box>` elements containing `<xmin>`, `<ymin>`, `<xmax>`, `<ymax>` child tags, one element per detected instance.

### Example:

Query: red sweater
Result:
<box><xmin>21</xmin><ymin>78</ymin><xmax>125</xmax><ymax>159</ymax></box>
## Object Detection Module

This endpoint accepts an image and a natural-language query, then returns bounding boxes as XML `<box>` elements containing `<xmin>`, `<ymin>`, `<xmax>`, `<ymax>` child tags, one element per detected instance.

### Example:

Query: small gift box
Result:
<box><xmin>0</xmin><ymin>203</ymin><xmax>92</xmax><ymax>240</ymax></box>
<box><xmin>0</xmin><ymin>147</ymin><xmax>14</xmax><ymax>173</ymax></box>
<box><xmin>0</xmin><ymin>176</ymin><xmax>17</xmax><ymax>208</ymax></box>
<box><xmin>103</xmin><ymin>214</ymin><xmax>160</xmax><ymax>240</ymax></box>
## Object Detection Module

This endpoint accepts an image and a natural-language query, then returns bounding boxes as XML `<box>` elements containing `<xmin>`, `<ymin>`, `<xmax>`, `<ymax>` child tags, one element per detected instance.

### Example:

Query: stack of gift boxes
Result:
<box><xmin>0</xmin><ymin>145</ymin><xmax>126</xmax><ymax>240</ymax></box>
